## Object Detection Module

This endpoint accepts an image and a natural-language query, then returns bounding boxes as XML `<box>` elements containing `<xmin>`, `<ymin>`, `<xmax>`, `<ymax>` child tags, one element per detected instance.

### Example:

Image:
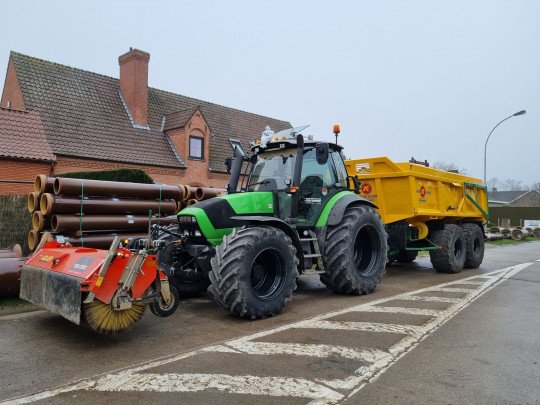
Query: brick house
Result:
<box><xmin>0</xmin><ymin>49</ymin><xmax>292</xmax><ymax>195</ymax></box>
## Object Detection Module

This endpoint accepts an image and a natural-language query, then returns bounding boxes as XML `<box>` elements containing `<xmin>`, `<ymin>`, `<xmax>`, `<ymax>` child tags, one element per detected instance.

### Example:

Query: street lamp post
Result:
<box><xmin>484</xmin><ymin>110</ymin><xmax>526</xmax><ymax>185</ymax></box>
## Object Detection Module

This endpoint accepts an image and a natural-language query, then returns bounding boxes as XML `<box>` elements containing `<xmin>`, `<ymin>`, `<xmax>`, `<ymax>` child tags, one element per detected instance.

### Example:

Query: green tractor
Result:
<box><xmin>154</xmin><ymin>126</ymin><xmax>388</xmax><ymax>318</ymax></box>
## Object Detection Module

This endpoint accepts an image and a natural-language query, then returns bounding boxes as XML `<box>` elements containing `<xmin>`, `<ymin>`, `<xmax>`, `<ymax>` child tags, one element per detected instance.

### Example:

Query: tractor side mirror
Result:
<box><xmin>316</xmin><ymin>143</ymin><xmax>329</xmax><ymax>165</ymax></box>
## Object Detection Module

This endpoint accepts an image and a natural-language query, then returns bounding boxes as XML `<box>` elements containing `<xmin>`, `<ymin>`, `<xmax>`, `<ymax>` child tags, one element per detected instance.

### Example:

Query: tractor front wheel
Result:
<box><xmin>321</xmin><ymin>205</ymin><xmax>387</xmax><ymax>294</ymax></box>
<box><xmin>209</xmin><ymin>226</ymin><xmax>298</xmax><ymax>319</ymax></box>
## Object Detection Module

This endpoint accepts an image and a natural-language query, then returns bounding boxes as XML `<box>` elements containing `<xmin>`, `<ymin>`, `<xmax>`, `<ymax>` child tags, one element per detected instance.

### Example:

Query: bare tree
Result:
<box><xmin>502</xmin><ymin>179</ymin><xmax>524</xmax><ymax>191</ymax></box>
<box><xmin>486</xmin><ymin>177</ymin><xmax>502</xmax><ymax>191</ymax></box>
<box><xmin>432</xmin><ymin>161</ymin><xmax>467</xmax><ymax>174</ymax></box>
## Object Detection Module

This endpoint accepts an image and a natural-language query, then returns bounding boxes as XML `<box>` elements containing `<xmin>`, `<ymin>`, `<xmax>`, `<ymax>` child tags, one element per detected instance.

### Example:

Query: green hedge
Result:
<box><xmin>57</xmin><ymin>169</ymin><xmax>154</xmax><ymax>184</ymax></box>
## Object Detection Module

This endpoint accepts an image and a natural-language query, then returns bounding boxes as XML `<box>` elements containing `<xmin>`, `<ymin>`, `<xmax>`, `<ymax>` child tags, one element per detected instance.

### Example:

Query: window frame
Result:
<box><xmin>188</xmin><ymin>135</ymin><xmax>205</xmax><ymax>160</ymax></box>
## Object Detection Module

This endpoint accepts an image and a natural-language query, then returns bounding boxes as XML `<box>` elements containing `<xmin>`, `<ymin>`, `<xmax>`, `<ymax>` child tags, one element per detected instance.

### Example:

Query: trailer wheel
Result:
<box><xmin>429</xmin><ymin>224</ymin><xmax>466</xmax><ymax>273</ymax></box>
<box><xmin>396</xmin><ymin>250</ymin><xmax>418</xmax><ymax>263</ymax></box>
<box><xmin>461</xmin><ymin>223</ymin><xmax>485</xmax><ymax>269</ymax></box>
<box><xmin>321</xmin><ymin>205</ymin><xmax>387</xmax><ymax>294</ymax></box>
<box><xmin>209</xmin><ymin>226</ymin><xmax>298</xmax><ymax>319</ymax></box>
<box><xmin>149</xmin><ymin>284</ymin><xmax>180</xmax><ymax>317</ymax></box>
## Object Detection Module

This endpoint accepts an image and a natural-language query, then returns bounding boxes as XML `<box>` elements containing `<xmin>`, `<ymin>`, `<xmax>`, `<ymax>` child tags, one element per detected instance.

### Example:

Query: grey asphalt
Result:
<box><xmin>0</xmin><ymin>241</ymin><xmax>538</xmax><ymax>404</ymax></box>
<box><xmin>348</xmin><ymin>256</ymin><xmax>540</xmax><ymax>404</ymax></box>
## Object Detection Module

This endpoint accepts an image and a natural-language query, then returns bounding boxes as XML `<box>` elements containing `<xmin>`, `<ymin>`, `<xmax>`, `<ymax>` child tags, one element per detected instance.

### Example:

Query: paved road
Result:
<box><xmin>1</xmin><ymin>242</ymin><xmax>538</xmax><ymax>404</ymax></box>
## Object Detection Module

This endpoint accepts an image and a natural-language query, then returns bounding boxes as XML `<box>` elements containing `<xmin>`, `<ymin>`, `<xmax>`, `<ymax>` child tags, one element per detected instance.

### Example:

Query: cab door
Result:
<box><xmin>297</xmin><ymin>148</ymin><xmax>346</xmax><ymax>226</ymax></box>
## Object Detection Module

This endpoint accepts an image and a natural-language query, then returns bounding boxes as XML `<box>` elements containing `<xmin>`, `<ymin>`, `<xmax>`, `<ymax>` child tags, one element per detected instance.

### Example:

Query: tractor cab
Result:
<box><xmin>227</xmin><ymin>125</ymin><xmax>353</xmax><ymax>227</ymax></box>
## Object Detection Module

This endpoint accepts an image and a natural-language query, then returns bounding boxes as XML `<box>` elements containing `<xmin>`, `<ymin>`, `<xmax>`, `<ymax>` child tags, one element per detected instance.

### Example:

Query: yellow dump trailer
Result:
<box><xmin>345</xmin><ymin>157</ymin><xmax>489</xmax><ymax>273</ymax></box>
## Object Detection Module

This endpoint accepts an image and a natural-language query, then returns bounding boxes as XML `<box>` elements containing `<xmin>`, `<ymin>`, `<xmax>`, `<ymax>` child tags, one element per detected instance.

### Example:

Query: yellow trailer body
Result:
<box><xmin>345</xmin><ymin>157</ymin><xmax>488</xmax><ymax>239</ymax></box>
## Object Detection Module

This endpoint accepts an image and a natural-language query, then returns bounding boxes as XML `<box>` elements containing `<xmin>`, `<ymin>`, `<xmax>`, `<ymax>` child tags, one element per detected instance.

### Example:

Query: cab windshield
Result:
<box><xmin>248</xmin><ymin>149</ymin><xmax>296</xmax><ymax>191</ymax></box>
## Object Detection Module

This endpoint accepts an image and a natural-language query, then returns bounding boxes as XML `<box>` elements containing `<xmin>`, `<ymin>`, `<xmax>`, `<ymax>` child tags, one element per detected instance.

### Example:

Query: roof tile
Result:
<box><xmin>0</xmin><ymin>107</ymin><xmax>55</xmax><ymax>161</ymax></box>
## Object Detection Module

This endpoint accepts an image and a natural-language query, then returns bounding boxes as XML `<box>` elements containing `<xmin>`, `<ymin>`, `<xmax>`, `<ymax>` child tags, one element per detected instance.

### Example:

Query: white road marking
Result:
<box><xmin>5</xmin><ymin>262</ymin><xmax>534</xmax><ymax>405</ymax></box>
<box><xmin>92</xmin><ymin>372</ymin><xmax>344</xmax><ymax>401</ymax></box>
<box><xmin>298</xmin><ymin>320</ymin><xmax>423</xmax><ymax>335</ymax></box>
<box><xmin>428</xmin><ymin>287</ymin><xmax>475</xmax><ymax>293</ymax></box>
<box><xmin>394</xmin><ymin>295</ymin><xmax>461</xmax><ymax>304</ymax></box>
<box><xmin>226</xmin><ymin>341</ymin><xmax>391</xmax><ymax>363</ymax></box>
<box><xmin>361</xmin><ymin>306</ymin><xmax>441</xmax><ymax>316</ymax></box>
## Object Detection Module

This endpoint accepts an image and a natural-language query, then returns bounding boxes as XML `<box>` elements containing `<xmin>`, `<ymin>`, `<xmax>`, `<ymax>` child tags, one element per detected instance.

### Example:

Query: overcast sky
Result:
<box><xmin>1</xmin><ymin>1</ymin><xmax>538</xmax><ymax>187</ymax></box>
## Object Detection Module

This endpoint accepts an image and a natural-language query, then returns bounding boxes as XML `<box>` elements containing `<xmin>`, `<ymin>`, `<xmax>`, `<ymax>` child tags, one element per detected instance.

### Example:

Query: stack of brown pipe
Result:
<box><xmin>0</xmin><ymin>244</ymin><xmax>26</xmax><ymax>297</ymax></box>
<box><xmin>27</xmin><ymin>175</ymin><xmax>225</xmax><ymax>250</ymax></box>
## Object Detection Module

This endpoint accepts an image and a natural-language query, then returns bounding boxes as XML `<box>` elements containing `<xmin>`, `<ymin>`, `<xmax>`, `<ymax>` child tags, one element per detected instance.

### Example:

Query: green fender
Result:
<box><xmin>315</xmin><ymin>191</ymin><xmax>376</xmax><ymax>228</ymax></box>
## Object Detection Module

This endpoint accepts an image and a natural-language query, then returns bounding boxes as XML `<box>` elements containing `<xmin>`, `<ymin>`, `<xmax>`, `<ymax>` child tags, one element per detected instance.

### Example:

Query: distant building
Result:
<box><xmin>0</xmin><ymin>49</ymin><xmax>291</xmax><ymax>195</ymax></box>
<box><xmin>488</xmin><ymin>188</ymin><xmax>540</xmax><ymax>207</ymax></box>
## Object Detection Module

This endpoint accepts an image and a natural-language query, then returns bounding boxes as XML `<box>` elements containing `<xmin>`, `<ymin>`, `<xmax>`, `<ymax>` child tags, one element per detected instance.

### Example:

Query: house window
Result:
<box><xmin>189</xmin><ymin>135</ymin><xmax>204</xmax><ymax>159</ymax></box>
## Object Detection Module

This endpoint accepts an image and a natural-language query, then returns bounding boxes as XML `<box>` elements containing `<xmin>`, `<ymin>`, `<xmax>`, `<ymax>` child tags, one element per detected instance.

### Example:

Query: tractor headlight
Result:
<box><xmin>177</xmin><ymin>215</ymin><xmax>196</xmax><ymax>223</ymax></box>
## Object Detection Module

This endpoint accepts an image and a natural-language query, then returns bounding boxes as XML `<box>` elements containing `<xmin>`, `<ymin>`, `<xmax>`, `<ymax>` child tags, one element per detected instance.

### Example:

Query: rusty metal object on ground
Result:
<box><xmin>53</xmin><ymin>177</ymin><xmax>182</xmax><ymax>200</ymax></box>
<box><xmin>0</xmin><ymin>244</ymin><xmax>23</xmax><ymax>259</ymax></box>
<box><xmin>0</xmin><ymin>257</ymin><xmax>26</xmax><ymax>297</ymax></box>
<box><xmin>40</xmin><ymin>193</ymin><xmax>177</xmax><ymax>216</ymax></box>
<box><xmin>187</xmin><ymin>199</ymin><xmax>198</xmax><ymax>206</ymax></box>
<box><xmin>51</xmin><ymin>215</ymin><xmax>176</xmax><ymax>232</ymax></box>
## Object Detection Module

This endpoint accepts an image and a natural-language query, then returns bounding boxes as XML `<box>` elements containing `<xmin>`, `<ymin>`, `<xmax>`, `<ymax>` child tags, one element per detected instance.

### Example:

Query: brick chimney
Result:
<box><xmin>118</xmin><ymin>48</ymin><xmax>150</xmax><ymax>127</ymax></box>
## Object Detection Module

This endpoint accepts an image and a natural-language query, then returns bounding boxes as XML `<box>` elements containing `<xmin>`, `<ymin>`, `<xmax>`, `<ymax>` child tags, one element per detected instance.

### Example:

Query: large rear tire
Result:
<box><xmin>320</xmin><ymin>205</ymin><xmax>387</xmax><ymax>294</ymax></box>
<box><xmin>429</xmin><ymin>224</ymin><xmax>466</xmax><ymax>273</ymax></box>
<box><xmin>461</xmin><ymin>223</ymin><xmax>485</xmax><ymax>269</ymax></box>
<box><xmin>209</xmin><ymin>226</ymin><xmax>299</xmax><ymax>319</ymax></box>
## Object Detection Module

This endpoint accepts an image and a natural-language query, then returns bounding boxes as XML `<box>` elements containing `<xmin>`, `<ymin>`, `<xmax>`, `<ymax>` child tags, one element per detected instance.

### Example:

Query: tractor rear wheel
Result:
<box><xmin>209</xmin><ymin>226</ymin><xmax>298</xmax><ymax>319</ymax></box>
<box><xmin>461</xmin><ymin>223</ymin><xmax>485</xmax><ymax>269</ymax></box>
<box><xmin>321</xmin><ymin>205</ymin><xmax>387</xmax><ymax>294</ymax></box>
<box><xmin>429</xmin><ymin>224</ymin><xmax>466</xmax><ymax>273</ymax></box>
<box><xmin>396</xmin><ymin>250</ymin><xmax>418</xmax><ymax>263</ymax></box>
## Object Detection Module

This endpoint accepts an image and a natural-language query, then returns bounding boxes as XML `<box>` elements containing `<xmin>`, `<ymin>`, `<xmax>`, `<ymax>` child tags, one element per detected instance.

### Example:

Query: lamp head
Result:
<box><xmin>513</xmin><ymin>110</ymin><xmax>526</xmax><ymax>116</ymax></box>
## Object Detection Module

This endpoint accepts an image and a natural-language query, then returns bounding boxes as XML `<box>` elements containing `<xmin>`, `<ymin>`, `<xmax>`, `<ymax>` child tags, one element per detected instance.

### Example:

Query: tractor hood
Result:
<box><xmin>178</xmin><ymin>192</ymin><xmax>275</xmax><ymax>245</ymax></box>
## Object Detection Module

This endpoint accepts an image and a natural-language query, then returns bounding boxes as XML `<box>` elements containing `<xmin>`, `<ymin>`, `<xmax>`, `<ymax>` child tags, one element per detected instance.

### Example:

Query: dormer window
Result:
<box><xmin>189</xmin><ymin>135</ymin><xmax>204</xmax><ymax>159</ymax></box>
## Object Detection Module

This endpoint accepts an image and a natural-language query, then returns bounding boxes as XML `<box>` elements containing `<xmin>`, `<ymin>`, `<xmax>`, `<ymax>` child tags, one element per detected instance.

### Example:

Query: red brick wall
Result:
<box><xmin>0</xmin><ymin>159</ymin><xmax>51</xmax><ymax>195</ymax></box>
<box><xmin>53</xmin><ymin>156</ymin><xmax>229</xmax><ymax>188</ymax></box>
<box><xmin>118</xmin><ymin>49</ymin><xmax>149</xmax><ymax>126</ymax></box>
<box><xmin>0</xmin><ymin>58</ymin><xmax>26</xmax><ymax>110</ymax></box>
<box><xmin>0</xmin><ymin>156</ymin><xmax>230</xmax><ymax>196</ymax></box>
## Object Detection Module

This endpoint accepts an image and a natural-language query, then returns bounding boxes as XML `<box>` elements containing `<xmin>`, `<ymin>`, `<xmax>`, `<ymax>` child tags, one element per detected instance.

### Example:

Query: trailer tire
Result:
<box><xmin>149</xmin><ymin>284</ymin><xmax>180</xmax><ymax>317</ymax></box>
<box><xmin>397</xmin><ymin>250</ymin><xmax>418</xmax><ymax>263</ymax></box>
<box><xmin>429</xmin><ymin>224</ymin><xmax>466</xmax><ymax>273</ymax></box>
<box><xmin>321</xmin><ymin>205</ymin><xmax>387</xmax><ymax>294</ymax></box>
<box><xmin>461</xmin><ymin>223</ymin><xmax>485</xmax><ymax>269</ymax></box>
<box><xmin>209</xmin><ymin>226</ymin><xmax>298</xmax><ymax>319</ymax></box>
